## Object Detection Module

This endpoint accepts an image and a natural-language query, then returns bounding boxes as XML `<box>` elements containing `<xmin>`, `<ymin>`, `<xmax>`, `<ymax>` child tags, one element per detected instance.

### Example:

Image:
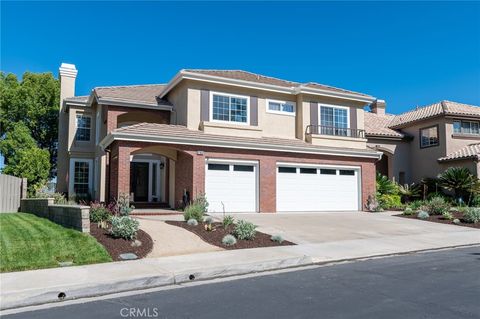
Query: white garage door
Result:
<box><xmin>205</xmin><ymin>160</ymin><xmax>258</xmax><ymax>213</ymax></box>
<box><xmin>276</xmin><ymin>164</ymin><xmax>360</xmax><ymax>212</ymax></box>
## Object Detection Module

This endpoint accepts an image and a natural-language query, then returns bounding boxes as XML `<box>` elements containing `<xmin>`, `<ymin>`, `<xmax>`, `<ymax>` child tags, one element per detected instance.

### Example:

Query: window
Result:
<box><xmin>233</xmin><ymin>165</ymin><xmax>254</xmax><ymax>172</ymax></box>
<box><xmin>300</xmin><ymin>168</ymin><xmax>317</xmax><ymax>174</ymax></box>
<box><xmin>339</xmin><ymin>170</ymin><xmax>355</xmax><ymax>176</ymax></box>
<box><xmin>320</xmin><ymin>169</ymin><xmax>337</xmax><ymax>175</ymax></box>
<box><xmin>73</xmin><ymin>161</ymin><xmax>90</xmax><ymax>195</ymax></box>
<box><xmin>211</xmin><ymin>92</ymin><xmax>249</xmax><ymax>124</ymax></box>
<box><xmin>453</xmin><ymin>120</ymin><xmax>479</xmax><ymax>135</ymax></box>
<box><xmin>320</xmin><ymin>105</ymin><xmax>349</xmax><ymax>136</ymax></box>
<box><xmin>267</xmin><ymin>99</ymin><xmax>295</xmax><ymax>115</ymax></box>
<box><xmin>420</xmin><ymin>125</ymin><xmax>439</xmax><ymax>148</ymax></box>
<box><xmin>75</xmin><ymin>115</ymin><xmax>91</xmax><ymax>141</ymax></box>
<box><xmin>278</xmin><ymin>167</ymin><xmax>296</xmax><ymax>173</ymax></box>
<box><xmin>208</xmin><ymin>163</ymin><xmax>230</xmax><ymax>171</ymax></box>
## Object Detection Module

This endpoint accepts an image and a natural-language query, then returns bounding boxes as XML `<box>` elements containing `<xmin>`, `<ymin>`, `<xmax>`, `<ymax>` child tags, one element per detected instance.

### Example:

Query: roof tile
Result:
<box><xmin>438</xmin><ymin>143</ymin><xmax>480</xmax><ymax>162</ymax></box>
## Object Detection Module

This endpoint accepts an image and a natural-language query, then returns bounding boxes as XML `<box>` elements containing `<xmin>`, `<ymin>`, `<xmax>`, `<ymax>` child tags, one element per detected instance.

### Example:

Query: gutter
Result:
<box><xmin>99</xmin><ymin>132</ymin><xmax>383</xmax><ymax>160</ymax></box>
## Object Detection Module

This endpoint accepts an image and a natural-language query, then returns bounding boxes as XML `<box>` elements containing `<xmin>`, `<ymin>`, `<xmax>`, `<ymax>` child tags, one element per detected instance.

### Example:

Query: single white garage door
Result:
<box><xmin>276</xmin><ymin>165</ymin><xmax>360</xmax><ymax>212</ymax></box>
<box><xmin>205</xmin><ymin>160</ymin><xmax>258</xmax><ymax>213</ymax></box>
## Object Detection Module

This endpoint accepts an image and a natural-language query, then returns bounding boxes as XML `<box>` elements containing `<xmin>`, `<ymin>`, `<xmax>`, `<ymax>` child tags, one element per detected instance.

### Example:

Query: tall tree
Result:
<box><xmin>0</xmin><ymin>71</ymin><xmax>60</xmax><ymax>177</ymax></box>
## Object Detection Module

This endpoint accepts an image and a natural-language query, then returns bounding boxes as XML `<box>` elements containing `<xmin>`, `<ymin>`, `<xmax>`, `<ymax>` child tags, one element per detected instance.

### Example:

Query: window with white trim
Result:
<box><xmin>420</xmin><ymin>125</ymin><xmax>439</xmax><ymax>148</ymax></box>
<box><xmin>73</xmin><ymin>161</ymin><xmax>90</xmax><ymax>195</ymax></box>
<box><xmin>211</xmin><ymin>93</ymin><xmax>249</xmax><ymax>124</ymax></box>
<box><xmin>75</xmin><ymin>114</ymin><xmax>91</xmax><ymax>141</ymax></box>
<box><xmin>453</xmin><ymin>120</ymin><xmax>480</xmax><ymax>135</ymax></box>
<box><xmin>320</xmin><ymin>105</ymin><xmax>349</xmax><ymax>136</ymax></box>
<box><xmin>267</xmin><ymin>99</ymin><xmax>295</xmax><ymax>115</ymax></box>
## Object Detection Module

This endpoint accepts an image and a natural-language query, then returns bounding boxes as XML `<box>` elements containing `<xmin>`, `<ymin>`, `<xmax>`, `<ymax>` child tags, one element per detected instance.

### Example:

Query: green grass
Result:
<box><xmin>0</xmin><ymin>213</ymin><xmax>112</xmax><ymax>272</ymax></box>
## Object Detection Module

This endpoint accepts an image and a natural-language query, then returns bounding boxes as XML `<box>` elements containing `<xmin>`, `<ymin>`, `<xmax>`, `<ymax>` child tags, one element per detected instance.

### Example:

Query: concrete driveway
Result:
<box><xmin>211</xmin><ymin>211</ymin><xmax>480</xmax><ymax>245</ymax></box>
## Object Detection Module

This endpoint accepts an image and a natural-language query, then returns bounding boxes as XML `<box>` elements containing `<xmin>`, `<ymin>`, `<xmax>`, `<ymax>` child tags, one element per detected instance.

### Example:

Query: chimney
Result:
<box><xmin>56</xmin><ymin>63</ymin><xmax>78</xmax><ymax>195</ymax></box>
<box><xmin>370</xmin><ymin>99</ymin><xmax>386</xmax><ymax>115</ymax></box>
<box><xmin>59</xmin><ymin>63</ymin><xmax>78</xmax><ymax>107</ymax></box>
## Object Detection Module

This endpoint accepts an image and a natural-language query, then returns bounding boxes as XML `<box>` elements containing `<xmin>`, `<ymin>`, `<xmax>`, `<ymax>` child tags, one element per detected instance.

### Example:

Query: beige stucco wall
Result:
<box><xmin>367</xmin><ymin>137</ymin><xmax>412</xmax><ymax>183</ymax></box>
<box><xmin>444</xmin><ymin>117</ymin><xmax>480</xmax><ymax>154</ymax></box>
<box><xmin>166</xmin><ymin>81</ymin><xmax>188</xmax><ymax>126</ymax></box>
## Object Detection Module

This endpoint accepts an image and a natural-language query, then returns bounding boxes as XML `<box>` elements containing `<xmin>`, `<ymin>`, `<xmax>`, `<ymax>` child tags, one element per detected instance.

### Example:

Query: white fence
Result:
<box><xmin>0</xmin><ymin>174</ymin><xmax>27</xmax><ymax>213</ymax></box>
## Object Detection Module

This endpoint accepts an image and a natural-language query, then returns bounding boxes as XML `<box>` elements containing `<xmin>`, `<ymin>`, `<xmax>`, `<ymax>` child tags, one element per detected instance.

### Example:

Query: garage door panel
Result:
<box><xmin>206</xmin><ymin>162</ymin><xmax>257</xmax><ymax>213</ymax></box>
<box><xmin>277</xmin><ymin>166</ymin><xmax>359</xmax><ymax>212</ymax></box>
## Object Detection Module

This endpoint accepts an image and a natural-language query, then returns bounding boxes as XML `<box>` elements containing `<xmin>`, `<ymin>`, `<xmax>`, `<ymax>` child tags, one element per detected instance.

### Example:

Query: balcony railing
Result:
<box><xmin>306</xmin><ymin>125</ymin><xmax>366</xmax><ymax>139</ymax></box>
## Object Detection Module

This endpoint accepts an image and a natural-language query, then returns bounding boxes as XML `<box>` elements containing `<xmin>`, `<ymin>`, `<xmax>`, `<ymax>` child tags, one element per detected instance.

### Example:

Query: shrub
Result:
<box><xmin>442</xmin><ymin>211</ymin><xmax>454</xmax><ymax>221</ymax></box>
<box><xmin>233</xmin><ymin>220</ymin><xmax>257</xmax><ymax>240</ymax></box>
<box><xmin>365</xmin><ymin>195</ymin><xmax>383</xmax><ymax>212</ymax></box>
<box><xmin>407</xmin><ymin>200</ymin><xmax>425</xmax><ymax>211</ymax></box>
<box><xmin>222</xmin><ymin>215</ymin><xmax>235</xmax><ymax>228</ymax></box>
<box><xmin>453</xmin><ymin>218</ymin><xmax>461</xmax><ymax>225</ymax></box>
<box><xmin>115</xmin><ymin>193</ymin><xmax>134</xmax><ymax>216</ymax></box>
<box><xmin>187</xmin><ymin>218</ymin><xmax>198</xmax><ymax>226</ymax></box>
<box><xmin>417</xmin><ymin>211</ymin><xmax>430</xmax><ymax>220</ymax></box>
<box><xmin>204</xmin><ymin>216</ymin><xmax>214</xmax><ymax>225</ymax></box>
<box><xmin>271</xmin><ymin>235</ymin><xmax>284</xmax><ymax>243</ymax></box>
<box><xmin>90</xmin><ymin>203</ymin><xmax>111</xmax><ymax>223</ymax></box>
<box><xmin>438</xmin><ymin>167</ymin><xmax>479</xmax><ymax>201</ymax></box>
<box><xmin>110</xmin><ymin>216</ymin><xmax>139</xmax><ymax>240</ymax></box>
<box><xmin>471</xmin><ymin>195</ymin><xmax>480</xmax><ymax>207</ymax></box>
<box><xmin>463</xmin><ymin>207</ymin><xmax>480</xmax><ymax>223</ymax></box>
<box><xmin>376</xmin><ymin>173</ymin><xmax>398</xmax><ymax>195</ymax></box>
<box><xmin>425</xmin><ymin>196</ymin><xmax>450</xmax><ymax>215</ymax></box>
<box><xmin>403</xmin><ymin>207</ymin><xmax>414</xmax><ymax>216</ymax></box>
<box><xmin>192</xmin><ymin>193</ymin><xmax>209</xmax><ymax>213</ymax></box>
<box><xmin>398</xmin><ymin>183</ymin><xmax>421</xmax><ymax>202</ymax></box>
<box><xmin>378</xmin><ymin>194</ymin><xmax>403</xmax><ymax>210</ymax></box>
<box><xmin>183</xmin><ymin>203</ymin><xmax>204</xmax><ymax>222</ymax></box>
<box><xmin>222</xmin><ymin>234</ymin><xmax>237</xmax><ymax>246</ymax></box>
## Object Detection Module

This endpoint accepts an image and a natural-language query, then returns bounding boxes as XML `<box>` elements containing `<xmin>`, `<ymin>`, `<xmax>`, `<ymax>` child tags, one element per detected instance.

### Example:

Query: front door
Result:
<box><xmin>130</xmin><ymin>162</ymin><xmax>149</xmax><ymax>202</ymax></box>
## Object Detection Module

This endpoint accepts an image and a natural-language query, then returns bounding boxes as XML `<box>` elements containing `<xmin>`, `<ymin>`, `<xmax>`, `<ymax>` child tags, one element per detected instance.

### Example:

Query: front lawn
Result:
<box><xmin>0</xmin><ymin>213</ymin><xmax>112</xmax><ymax>272</ymax></box>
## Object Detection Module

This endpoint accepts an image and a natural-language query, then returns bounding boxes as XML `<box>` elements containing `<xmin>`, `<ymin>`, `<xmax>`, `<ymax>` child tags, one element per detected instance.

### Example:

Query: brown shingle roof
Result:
<box><xmin>390</xmin><ymin>101</ymin><xmax>480</xmax><ymax>128</ymax></box>
<box><xmin>112</xmin><ymin>123</ymin><xmax>379</xmax><ymax>156</ymax></box>
<box><xmin>94</xmin><ymin>84</ymin><xmax>171</xmax><ymax>106</ymax></box>
<box><xmin>364</xmin><ymin>112</ymin><xmax>403</xmax><ymax>138</ymax></box>
<box><xmin>438</xmin><ymin>143</ymin><xmax>480</xmax><ymax>162</ymax></box>
<box><xmin>184</xmin><ymin>69</ymin><xmax>371</xmax><ymax>97</ymax></box>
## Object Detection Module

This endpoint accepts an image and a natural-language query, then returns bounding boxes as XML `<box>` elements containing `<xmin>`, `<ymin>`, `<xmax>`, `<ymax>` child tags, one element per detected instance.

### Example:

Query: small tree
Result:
<box><xmin>438</xmin><ymin>167</ymin><xmax>479</xmax><ymax>203</ymax></box>
<box><xmin>376</xmin><ymin>173</ymin><xmax>398</xmax><ymax>195</ymax></box>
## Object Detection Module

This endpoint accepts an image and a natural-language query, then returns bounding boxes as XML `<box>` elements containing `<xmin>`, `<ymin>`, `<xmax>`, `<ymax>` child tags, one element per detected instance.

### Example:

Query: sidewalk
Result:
<box><xmin>1</xmin><ymin>228</ymin><xmax>479</xmax><ymax>310</ymax></box>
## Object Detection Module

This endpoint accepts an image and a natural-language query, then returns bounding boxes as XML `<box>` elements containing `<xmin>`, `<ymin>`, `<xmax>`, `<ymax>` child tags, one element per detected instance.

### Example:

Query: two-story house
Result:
<box><xmin>365</xmin><ymin>100</ymin><xmax>480</xmax><ymax>185</ymax></box>
<box><xmin>56</xmin><ymin>63</ymin><xmax>382</xmax><ymax>213</ymax></box>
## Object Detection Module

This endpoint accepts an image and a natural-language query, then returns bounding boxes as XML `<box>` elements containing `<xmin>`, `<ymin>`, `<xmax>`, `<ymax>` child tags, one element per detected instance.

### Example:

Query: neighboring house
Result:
<box><xmin>365</xmin><ymin>100</ymin><xmax>480</xmax><ymax>185</ymax></box>
<box><xmin>57</xmin><ymin>63</ymin><xmax>383</xmax><ymax>213</ymax></box>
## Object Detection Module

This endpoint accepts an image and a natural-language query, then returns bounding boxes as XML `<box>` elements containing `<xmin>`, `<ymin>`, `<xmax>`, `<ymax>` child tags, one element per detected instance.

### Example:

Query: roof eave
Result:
<box><xmin>99</xmin><ymin>131</ymin><xmax>382</xmax><ymax>159</ymax></box>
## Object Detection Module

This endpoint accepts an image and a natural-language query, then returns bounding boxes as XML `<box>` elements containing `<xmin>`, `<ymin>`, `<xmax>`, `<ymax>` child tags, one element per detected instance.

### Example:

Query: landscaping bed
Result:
<box><xmin>397</xmin><ymin>212</ymin><xmax>480</xmax><ymax>229</ymax></box>
<box><xmin>90</xmin><ymin>223</ymin><xmax>154</xmax><ymax>261</ymax></box>
<box><xmin>166</xmin><ymin>221</ymin><xmax>295</xmax><ymax>250</ymax></box>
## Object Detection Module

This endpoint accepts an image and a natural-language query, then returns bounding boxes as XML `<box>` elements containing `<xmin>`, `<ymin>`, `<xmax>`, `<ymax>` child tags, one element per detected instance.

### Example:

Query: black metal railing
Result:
<box><xmin>305</xmin><ymin>125</ymin><xmax>365</xmax><ymax>139</ymax></box>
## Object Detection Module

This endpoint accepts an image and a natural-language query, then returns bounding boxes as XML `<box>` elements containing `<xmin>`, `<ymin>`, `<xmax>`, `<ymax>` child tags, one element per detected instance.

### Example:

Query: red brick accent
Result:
<box><xmin>107</xmin><ymin>140</ymin><xmax>377</xmax><ymax>212</ymax></box>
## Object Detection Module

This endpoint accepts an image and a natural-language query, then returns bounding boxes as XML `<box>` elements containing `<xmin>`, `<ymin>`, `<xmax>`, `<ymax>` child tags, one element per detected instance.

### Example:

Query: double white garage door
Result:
<box><xmin>205</xmin><ymin>160</ymin><xmax>360</xmax><ymax>213</ymax></box>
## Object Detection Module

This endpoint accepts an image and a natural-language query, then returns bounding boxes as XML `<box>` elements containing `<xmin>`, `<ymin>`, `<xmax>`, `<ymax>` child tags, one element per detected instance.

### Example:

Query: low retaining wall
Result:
<box><xmin>20</xmin><ymin>198</ymin><xmax>90</xmax><ymax>233</ymax></box>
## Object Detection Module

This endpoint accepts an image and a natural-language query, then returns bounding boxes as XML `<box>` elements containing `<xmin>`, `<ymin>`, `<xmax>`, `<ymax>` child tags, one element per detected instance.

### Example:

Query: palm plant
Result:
<box><xmin>438</xmin><ymin>167</ymin><xmax>480</xmax><ymax>203</ymax></box>
<box><xmin>376</xmin><ymin>173</ymin><xmax>398</xmax><ymax>195</ymax></box>
<box><xmin>398</xmin><ymin>183</ymin><xmax>421</xmax><ymax>202</ymax></box>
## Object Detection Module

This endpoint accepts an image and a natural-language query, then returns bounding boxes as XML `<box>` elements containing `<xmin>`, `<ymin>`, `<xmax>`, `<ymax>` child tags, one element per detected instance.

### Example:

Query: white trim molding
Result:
<box><xmin>69</xmin><ymin>158</ymin><xmax>94</xmax><ymax>197</ymax></box>
<box><xmin>266</xmin><ymin>99</ymin><xmax>296</xmax><ymax>116</ymax></box>
<box><xmin>209</xmin><ymin>91</ymin><xmax>250</xmax><ymax>126</ymax></box>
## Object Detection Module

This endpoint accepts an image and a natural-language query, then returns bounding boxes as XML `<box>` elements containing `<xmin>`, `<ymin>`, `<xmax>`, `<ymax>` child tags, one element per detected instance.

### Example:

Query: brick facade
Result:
<box><xmin>107</xmin><ymin>140</ymin><xmax>376</xmax><ymax>212</ymax></box>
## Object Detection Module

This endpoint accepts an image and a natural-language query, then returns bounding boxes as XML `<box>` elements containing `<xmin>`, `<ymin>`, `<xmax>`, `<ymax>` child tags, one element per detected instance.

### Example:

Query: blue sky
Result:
<box><xmin>1</xmin><ymin>1</ymin><xmax>480</xmax><ymax>116</ymax></box>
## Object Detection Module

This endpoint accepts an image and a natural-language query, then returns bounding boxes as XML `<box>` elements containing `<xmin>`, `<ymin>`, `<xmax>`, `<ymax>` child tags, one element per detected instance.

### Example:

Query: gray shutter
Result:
<box><xmin>349</xmin><ymin>106</ymin><xmax>357</xmax><ymax>129</ymax></box>
<box><xmin>200</xmin><ymin>90</ymin><xmax>210</xmax><ymax>122</ymax></box>
<box><xmin>250</xmin><ymin>96</ymin><xmax>258</xmax><ymax>126</ymax></box>
<box><xmin>310</xmin><ymin>102</ymin><xmax>319</xmax><ymax>127</ymax></box>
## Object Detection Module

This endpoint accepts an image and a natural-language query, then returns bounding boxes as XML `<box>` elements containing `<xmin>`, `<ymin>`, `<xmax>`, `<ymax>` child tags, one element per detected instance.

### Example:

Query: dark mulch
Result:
<box><xmin>90</xmin><ymin>223</ymin><xmax>154</xmax><ymax>261</ymax></box>
<box><xmin>396</xmin><ymin>212</ymin><xmax>480</xmax><ymax>229</ymax></box>
<box><xmin>166</xmin><ymin>221</ymin><xmax>295</xmax><ymax>250</ymax></box>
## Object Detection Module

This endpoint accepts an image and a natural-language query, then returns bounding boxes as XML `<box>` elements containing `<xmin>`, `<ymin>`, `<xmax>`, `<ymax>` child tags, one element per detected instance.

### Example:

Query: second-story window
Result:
<box><xmin>211</xmin><ymin>92</ymin><xmax>249</xmax><ymax>124</ymax></box>
<box><xmin>453</xmin><ymin>120</ymin><xmax>479</xmax><ymax>135</ymax></box>
<box><xmin>267</xmin><ymin>99</ymin><xmax>295</xmax><ymax>115</ymax></box>
<box><xmin>420</xmin><ymin>125</ymin><xmax>439</xmax><ymax>148</ymax></box>
<box><xmin>320</xmin><ymin>105</ymin><xmax>349</xmax><ymax>136</ymax></box>
<box><xmin>75</xmin><ymin>114</ymin><xmax>91</xmax><ymax>141</ymax></box>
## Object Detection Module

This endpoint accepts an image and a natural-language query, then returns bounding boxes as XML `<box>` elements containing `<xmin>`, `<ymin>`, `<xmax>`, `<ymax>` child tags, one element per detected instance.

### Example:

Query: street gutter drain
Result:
<box><xmin>189</xmin><ymin>274</ymin><xmax>195</xmax><ymax>280</ymax></box>
<box><xmin>58</xmin><ymin>292</ymin><xmax>66</xmax><ymax>300</ymax></box>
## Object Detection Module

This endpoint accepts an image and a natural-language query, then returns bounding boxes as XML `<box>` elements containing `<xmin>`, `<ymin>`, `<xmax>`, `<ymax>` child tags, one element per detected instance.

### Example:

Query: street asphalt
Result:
<box><xmin>4</xmin><ymin>246</ymin><xmax>480</xmax><ymax>319</ymax></box>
